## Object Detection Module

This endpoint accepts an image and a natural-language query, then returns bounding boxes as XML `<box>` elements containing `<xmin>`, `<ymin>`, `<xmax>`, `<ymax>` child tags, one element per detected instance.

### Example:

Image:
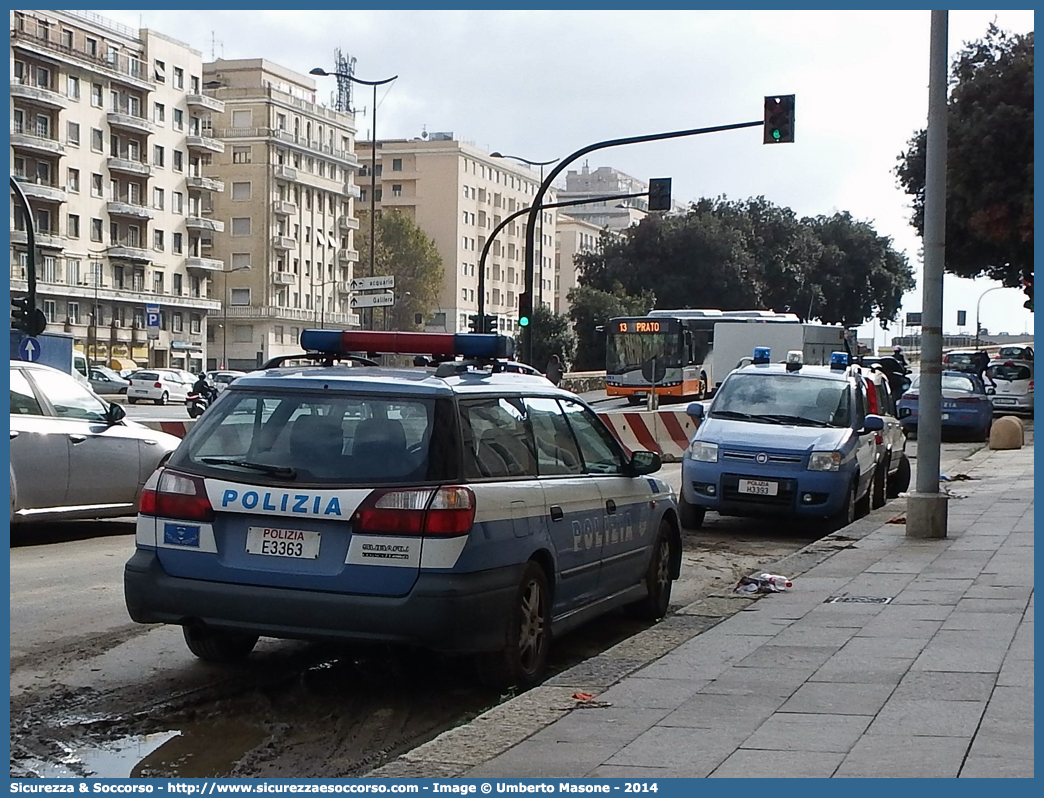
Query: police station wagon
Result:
<box><xmin>125</xmin><ymin>330</ymin><xmax>680</xmax><ymax>688</ymax></box>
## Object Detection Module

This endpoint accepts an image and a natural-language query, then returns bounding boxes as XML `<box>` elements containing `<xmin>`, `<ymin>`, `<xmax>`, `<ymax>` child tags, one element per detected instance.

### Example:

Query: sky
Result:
<box><xmin>96</xmin><ymin>8</ymin><xmax>1036</xmax><ymax>346</ymax></box>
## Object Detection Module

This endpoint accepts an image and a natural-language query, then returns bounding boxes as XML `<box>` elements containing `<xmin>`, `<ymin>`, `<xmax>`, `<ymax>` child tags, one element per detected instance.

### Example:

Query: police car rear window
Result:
<box><xmin>173</xmin><ymin>390</ymin><xmax>460</xmax><ymax>485</ymax></box>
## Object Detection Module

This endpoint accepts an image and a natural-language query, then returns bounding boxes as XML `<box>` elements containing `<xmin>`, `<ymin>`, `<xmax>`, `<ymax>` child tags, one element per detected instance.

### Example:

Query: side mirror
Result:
<box><xmin>105</xmin><ymin>401</ymin><xmax>126</xmax><ymax>426</ymax></box>
<box><xmin>685</xmin><ymin>402</ymin><xmax>704</xmax><ymax>420</ymax></box>
<box><xmin>986</xmin><ymin>386</ymin><xmax>996</xmax><ymax>395</ymax></box>
<box><xmin>626</xmin><ymin>450</ymin><xmax>661</xmax><ymax>476</ymax></box>
<box><xmin>897</xmin><ymin>407</ymin><xmax>912</xmax><ymax>419</ymax></box>
<box><xmin>862</xmin><ymin>414</ymin><xmax>885</xmax><ymax>432</ymax></box>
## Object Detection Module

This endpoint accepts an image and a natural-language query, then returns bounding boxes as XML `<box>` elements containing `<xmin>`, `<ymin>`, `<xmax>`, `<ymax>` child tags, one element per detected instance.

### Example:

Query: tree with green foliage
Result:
<box><xmin>519</xmin><ymin>304</ymin><xmax>576</xmax><ymax>372</ymax></box>
<box><xmin>355</xmin><ymin>210</ymin><xmax>444</xmax><ymax>330</ymax></box>
<box><xmin>895</xmin><ymin>25</ymin><xmax>1033</xmax><ymax>303</ymax></box>
<box><xmin>567</xmin><ymin>283</ymin><xmax>656</xmax><ymax>370</ymax></box>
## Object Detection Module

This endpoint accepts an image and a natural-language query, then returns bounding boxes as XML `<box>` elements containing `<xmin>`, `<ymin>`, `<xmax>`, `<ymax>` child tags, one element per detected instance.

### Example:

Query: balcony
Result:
<box><xmin>11</xmin><ymin>131</ymin><xmax>65</xmax><ymax>156</ymax></box>
<box><xmin>274</xmin><ymin>165</ymin><xmax>298</xmax><ymax>182</ymax></box>
<box><xmin>272</xmin><ymin>236</ymin><xmax>295</xmax><ymax>251</ymax></box>
<box><xmin>15</xmin><ymin>177</ymin><xmax>66</xmax><ymax>204</ymax></box>
<box><xmin>10</xmin><ymin>80</ymin><xmax>67</xmax><ymax>110</ymax></box>
<box><xmin>186</xmin><ymin>175</ymin><xmax>225</xmax><ymax>193</ymax></box>
<box><xmin>185</xmin><ymin>257</ymin><xmax>224</xmax><ymax>274</ymax></box>
<box><xmin>11</xmin><ymin>26</ymin><xmax>153</xmax><ymax>92</ymax></box>
<box><xmin>107</xmin><ymin>243</ymin><xmax>152</xmax><ymax>263</ymax></box>
<box><xmin>272</xmin><ymin>271</ymin><xmax>297</xmax><ymax>286</ymax></box>
<box><xmin>185</xmin><ymin>94</ymin><xmax>225</xmax><ymax>114</ymax></box>
<box><xmin>344</xmin><ymin>183</ymin><xmax>362</xmax><ymax>199</ymax></box>
<box><xmin>107</xmin><ymin>201</ymin><xmax>154</xmax><ymax>220</ymax></box>
<box><xmin>338</xmin><ymin>249</ymin><xmax>360</xmax><ymax>263</ymax></box>
<box><xmin>185</xmin><ymin>134</ymin><xmax>225</xmax><ymax>154</ymax></box>
<box><xmin>273</xmin><ymin>200</ymin><xmax>297</xmax><ymax>216</ymax></box>
<box><xmin>186</xmin><ymin>216</ymin><xmax>225</xmax><ymax>233</ymax></box>
<box><xmin>107</xmin><ymin>157</ymin><xmax>153</xmax><ymax>177</ymax></box>
<box><xmin>10</xmin><ymin>229</ymin><xmax>65</xmax><ymax>250</ymax></box>
<box><xmin>224</xmin><ymin>306</ymin><xmax>359</xmax><ymax>326</ymax></box>
<box><xmin>107</xmin><ymin>112</ymin><xmax>154</xmax><ymax>136</ymax></box>
<box><xmin>335</xmin><ymin>280</ymin><xmax>354</xmax><ymax>293</ymax></box>
<box><xmin>338</xmin><ymin>215</ymin><xmax>360</xmax><ymax>231</ymax></box>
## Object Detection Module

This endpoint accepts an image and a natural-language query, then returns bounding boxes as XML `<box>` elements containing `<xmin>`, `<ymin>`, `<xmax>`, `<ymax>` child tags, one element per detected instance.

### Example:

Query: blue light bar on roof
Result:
<box><xmin>299</xmin><ymin>329</ymin><xmax>515</xmax><ymax>359</ymax></box>
<box><xmin>830</xmin><ymin>351</ymin><xmax>849</xmax><ymax>369</ymax></box>
<box><xmin>752</xmin><ymin>347</ymin><xmax>771</xmax><ymax>365</ymax></box>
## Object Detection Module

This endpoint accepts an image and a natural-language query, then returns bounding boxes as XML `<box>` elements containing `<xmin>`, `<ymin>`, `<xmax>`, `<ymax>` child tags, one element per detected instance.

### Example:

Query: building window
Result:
<box><xmin>91</xmin><ymin>173</ymin><xmax>103</xmax><ymax>197</ymax></box>
<box><xmin>66</xmin><ymin>258</ymin><xmax>81</xmax><ymax>286</ymax></box>
<box><xmin>231</xmin><ymin>110</ymin><xmax>252</xmax><ymax>128</ymax></box>
<box><xmin>67</xmin><ymin>302</ymin><xmax>80</xmax><ymax>325</ymax></box>
<box><xmin>154</xmin><ymin>102</ymin><xmax>165</xmax><ymax>124</ymax></box>
<box><xmin>391</xmin><ymin>159</ymin><xmax>402</xmax><ymax>171</ymax></box>
<box><xmin>153</xmin><ymin>188</ymin><xmax>164</xmax><ymax>209</ymax></box>
<box><xmin>232</xmin><ymin>253</ymin><xmax>250</xmax><ymax>270</ymax></box>
<box><xmin>67</xmin><ymin>168</ymin><xmax>80</xmax><ymax>193</ymax></box>
<box><xmin>274</xmin><ymin>325</ymin><xmax>284</xmax><ymax>344</ymax></box>
<box><xmin>173</xmin><ymin>66</ymin><xmax>184</xmax><ymax>89</ymax></box>
<box><xmin>66</xmin><ymin>121</ymin><xmax>80</xmax><ymax>147</ymax></box>
<box><xmin>374</xmin><ymin>188</ymin><xmax>383</xmax><ymax>202</ymax></box>
<box><xmin>172</xmin><ymin>232</ymin><xmax>183</xmax><ymax>254</ymax></box>
<box><xmin>171</xmin><ymin>312</ymin><xmax>183</xmax><ymax>333</ymax></box>
<box><xmin>231</xmin><ymin>218</ymin><xmax>251</xmax><ymax>236</ymax></box>
<box><xmin>90</xmin><ymin>128</ymin><xmax>103</xmax><ymax>152</ymax></box>
<box><xmin>67</xmin><ymin>75</ymin><xmax>80</xmax><ymax>100</ymax></box>
<box><xmin>359</xmin><ymin>189</ymin><xmax>366</xmax><ymax>203</ymax></box>
<box><xmin>173</xmin><ymin>192</ymin><xmax>184</xmax><ymax>214</ymax></box>
<box><xmin>90</xmin><ymin>82</ymin><xmax>102</xmax><ymax>106</ymax></box>
<box><xmin>173</xmin><ymin>150</ymin><xmax>184</xmax><ymax>172</ymax></box>
<box><xmin>173</xmin><ymin>108</ymin><xmax>184</xmax><ymax>131</ymax></box>
<box><xmin>67</xmin><ymin>214</ymin><xmax>80</xmax><ymax>239</ymax></box>
<box><xmin>173</xmin><ymin>274</ymin><xmax>183</xmax><ymax>296</ymax></box>
<box><xmin>190</xmin><ymin>314</ymin><xmax>201</xmax><ymax>334</ymax></box>
<box><xmin>232</xmin><ymin>146</ymin><xmax>252</xmax><ymax>164</ymax></box>
<box><xmin>153</xmin><ymin>230</ymin><xmax>164</xmax><ymax>251</ymax></box>
<box><xmin>90</xmin><ymin>218</ymin><xmax>103</xmax><ymax>242</ymax></box>
<box><xmin>153</xmin><ymin>145</ymin><xmax>164</xmax><ymax>167</ymax></box>
<box><xmin>231</xmin><ymin>182</ymin><xmax>251</xmax><ymax>201</ymax></box>
<box><xmin>230</xmin><ymin>289</ymin><xmax>251</xmax><ymax>306</ymax></box>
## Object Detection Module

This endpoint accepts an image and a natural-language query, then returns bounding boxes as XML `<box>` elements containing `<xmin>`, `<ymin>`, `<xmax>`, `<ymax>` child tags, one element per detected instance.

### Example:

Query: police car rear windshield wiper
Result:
<box><xmin>199</xmin><ymin>458</ymin><xmax>298</xmax><ymax>478</ymax></box>
<box><xmin>750</xmin><ymin>414</ymin><xmax>833</xmax><ymax>428</ymax></box>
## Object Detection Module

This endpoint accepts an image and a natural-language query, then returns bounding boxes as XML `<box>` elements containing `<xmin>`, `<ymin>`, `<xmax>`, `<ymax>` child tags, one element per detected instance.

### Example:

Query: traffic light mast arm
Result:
<box><xmin>520</xmin><ymin>118</ymin><xmax>764</xmax><ymax>363</ymax></box>
<box><xmin>476</xmin><ymin>190</ymin><xmax>649</xmax><ymax>320</ymax></box>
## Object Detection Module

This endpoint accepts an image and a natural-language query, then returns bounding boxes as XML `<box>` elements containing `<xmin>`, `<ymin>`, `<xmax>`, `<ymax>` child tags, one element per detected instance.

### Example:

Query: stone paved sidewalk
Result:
<box><xmin>372</xmin><ymin>442</ymin><xmax>1033</xmax><ymax>779</ymax></box>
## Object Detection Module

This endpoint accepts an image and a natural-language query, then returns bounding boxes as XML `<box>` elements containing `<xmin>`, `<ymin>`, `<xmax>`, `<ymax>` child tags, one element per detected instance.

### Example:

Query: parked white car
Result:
<box><xmin>204</xmin><ymin>370</ymin><xmax>247</xmax><ymax>392</ymax></box>
<box><xmin>126</xmin><ymin>369</ymin><xmax>194</xmax><ymax>405</ymax></box>
<box><xmin>987</xmin><ymin>359</ymin><xmax>1034</xmax><ymax>415</ymax></box>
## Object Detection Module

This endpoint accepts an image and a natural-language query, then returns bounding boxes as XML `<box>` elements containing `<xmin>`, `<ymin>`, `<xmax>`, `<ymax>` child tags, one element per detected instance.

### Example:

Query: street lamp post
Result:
<box><xmin>220</xmin><ymin>265</ymin><xmax>250</xmax><ymax>369</ymax></box>
<box><xmin>974</xmin><ymin>285</ymin><xmax>1005</xmax><ymax>352</ymax></box>
<box><xmin>310</xmin><ymin>67</ymin><xmax>397</xmax><ymax>330</ymax></box>
<box><xmin>491</xmin><ymin>153</ymin><xmax>559</xmax><ymax>308</ymax></box>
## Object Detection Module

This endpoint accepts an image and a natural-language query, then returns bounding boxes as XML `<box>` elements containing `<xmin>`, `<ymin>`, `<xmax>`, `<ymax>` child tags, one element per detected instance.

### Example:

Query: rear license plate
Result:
<box><xmin>738</xmin><ymin>479</ymin><xmax>778</xmax><ymax>496</ymax></box>
<box><xmin>246</xmin><ymin>526</ymin><xmax>321</xmax><ymax>559</ymax></box>
<box><xmin>994</xmin><ymin>398</ymin><xmax>1017</xmax><ymax>404</ymax></box>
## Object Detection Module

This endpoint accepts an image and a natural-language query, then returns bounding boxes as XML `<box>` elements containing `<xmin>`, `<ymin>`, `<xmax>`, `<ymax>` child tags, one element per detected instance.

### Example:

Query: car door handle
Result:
<box><xmin>69</xmin><ymin>434</ymin><xmax>87</xmax><ymax>443</ymax></box>
<box><xmin>549</xmin><ymin>505</ymin><xmax>564</xmax><ymax>522</ymax></box>
<box><xmin>605</xmin><ymin>499</ymin><xmax>617</xmax><ymax>514</ymax></box>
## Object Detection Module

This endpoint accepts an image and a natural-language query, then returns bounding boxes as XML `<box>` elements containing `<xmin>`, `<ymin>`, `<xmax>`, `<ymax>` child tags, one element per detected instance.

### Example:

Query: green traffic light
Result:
<box><xmin>519</xmin><ymin>317</ymin><xmax>530</xmax><ymax>327</ymax></box>
<box><xmin>772</xmin><ymin>129</ymin><xmax>781</xmax><ymax>140</ymax></box>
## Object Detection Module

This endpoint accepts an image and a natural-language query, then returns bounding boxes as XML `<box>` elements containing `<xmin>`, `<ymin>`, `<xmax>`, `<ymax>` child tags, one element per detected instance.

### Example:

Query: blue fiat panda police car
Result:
<box><xmin>125</xmin><ymin>330</ymin><xmax>680</xmax><ymax>688</ymax></box>
<box><xmin>680</xmin><ymin>349</ymin><xmax>884</xmax><ymax>531</ymax></box>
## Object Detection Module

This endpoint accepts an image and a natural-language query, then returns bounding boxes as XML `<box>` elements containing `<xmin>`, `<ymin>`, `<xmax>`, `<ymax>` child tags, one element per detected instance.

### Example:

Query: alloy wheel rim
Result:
<box><xmin>656</xmin><ymin>538</ymin><xmax>670</xmax><ymax>593</ymax></box>
<box><xmin>517</xmin><ymin>579</ymin><xmax>545</xmax><ymax>672</ymax></box>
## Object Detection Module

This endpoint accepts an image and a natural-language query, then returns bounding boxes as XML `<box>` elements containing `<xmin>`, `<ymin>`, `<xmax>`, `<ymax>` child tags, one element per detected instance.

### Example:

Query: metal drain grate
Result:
<box><xmin>825</xmin><ymin>596</ymin><xmax>893</xmax><ymax>604</ymax></box>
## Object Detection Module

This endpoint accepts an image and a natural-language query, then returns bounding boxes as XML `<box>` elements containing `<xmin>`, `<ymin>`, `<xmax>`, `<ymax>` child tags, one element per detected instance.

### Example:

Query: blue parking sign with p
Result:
<box><xmin>146</xmin><ymin>311</ymin><xmax>160</xmax><ymax>326</ymax></box>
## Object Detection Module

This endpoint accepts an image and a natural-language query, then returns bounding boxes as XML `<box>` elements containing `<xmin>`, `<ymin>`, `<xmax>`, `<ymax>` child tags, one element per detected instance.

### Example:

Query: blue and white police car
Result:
<box><xmin>680</xmin><ymin>348</ymin><xmax>885</xmax><ymax>531</ymax></box>
<box><xmin>125</xmin><ymin>330</ymin><xmax>680</xmax><ymax>688</ymax></box>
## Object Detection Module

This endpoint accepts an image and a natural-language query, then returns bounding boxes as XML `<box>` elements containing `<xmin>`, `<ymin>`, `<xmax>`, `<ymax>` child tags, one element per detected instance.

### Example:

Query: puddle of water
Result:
<box><xmin>22</xmin><ymin>718</ymin><xmax>268</xmax><ymax>779</ymax></box>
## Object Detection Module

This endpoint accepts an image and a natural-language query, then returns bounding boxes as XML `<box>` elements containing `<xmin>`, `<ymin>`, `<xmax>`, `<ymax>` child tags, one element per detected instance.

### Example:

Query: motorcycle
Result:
<box><xmin>186</xmin><ymin>392</ymin><xmax>210</xmax><ymax>418</ymax></box>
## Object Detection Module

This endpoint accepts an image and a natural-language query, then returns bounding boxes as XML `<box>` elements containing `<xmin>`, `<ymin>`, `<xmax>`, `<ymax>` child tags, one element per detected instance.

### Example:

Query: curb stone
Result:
<box><xmin>364</xmin><ymin>444</ymin><xmax>1001</xmax><ymax>778</ymax></box>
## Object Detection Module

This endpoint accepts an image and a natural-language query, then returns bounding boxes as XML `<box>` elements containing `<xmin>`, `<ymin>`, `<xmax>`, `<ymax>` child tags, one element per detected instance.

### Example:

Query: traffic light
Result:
<box><xmin>11</xmin><ymin>296</ymin><xmax>46</xmax><ymax>336</ymax></box>
<box><xmin>1022</xmin><ymin>273</ymin><xmax>1034</xmax><ymax>312</ymax></box>
<box><xmin>483</xmin><ymin>314</ymin><xmax>498</xmax><ymax>334</ymax></box>
<box><xmin>648</xmin><ymin>178</ymin><xmax>672</xmax><ymax>212</ymax></box>
<box><xmin>467</xmin><ymin>314</ymin><xmax>480</xmax><ymax>333</ymax></box>
<box><xmin>763</xmin><ymin>95</ymin><xmax>795</xmax><ymax>144</ymax></box>
<box><xmin>518</xmin><ymin>292</ymin><xmax>533</xmax><ymax>328</ymax></box>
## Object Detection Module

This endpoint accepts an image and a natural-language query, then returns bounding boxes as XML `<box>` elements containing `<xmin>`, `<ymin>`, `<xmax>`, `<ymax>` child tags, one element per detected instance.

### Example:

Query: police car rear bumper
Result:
<box><xmin>124</xmin><ymin>550</ymin><xmax>521</xmax><ymax>654</ymax></box>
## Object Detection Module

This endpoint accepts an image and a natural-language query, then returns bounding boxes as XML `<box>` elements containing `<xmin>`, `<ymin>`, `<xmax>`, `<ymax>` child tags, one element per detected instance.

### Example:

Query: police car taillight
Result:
<box><xmin>139</xmin><ymin>469</ymin><xmax>215</xmax><ymax>522</ymax></box>
<box><xmin>352</xmin><ymin>486</ymin><xmax>476</xmax><ymax>536</ymax></box>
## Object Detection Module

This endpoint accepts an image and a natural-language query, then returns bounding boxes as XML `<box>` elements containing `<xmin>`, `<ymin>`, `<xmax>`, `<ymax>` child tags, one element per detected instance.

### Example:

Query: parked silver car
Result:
<box><xmin>10</xmin><ymin>362</ymin><xmax>182</xmax><ymax>523</ymax></box>
<box><xmin>89</xmin><ymin>365</ymin><xmax>131</xmax><ymax>395</ymax></box>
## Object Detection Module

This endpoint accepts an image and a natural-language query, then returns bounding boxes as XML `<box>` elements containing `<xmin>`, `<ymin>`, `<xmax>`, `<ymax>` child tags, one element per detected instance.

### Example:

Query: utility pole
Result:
<box><xmin>907</xmin><ymin>10</ymin><xmax>949</xmax><ymax>539</ymax></box>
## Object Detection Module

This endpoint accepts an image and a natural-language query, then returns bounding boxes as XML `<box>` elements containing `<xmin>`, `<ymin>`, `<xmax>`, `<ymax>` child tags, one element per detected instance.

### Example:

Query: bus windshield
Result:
<box><xmin>606</xmin><ymin>332</ymin><xmax>681</xmax><ymax>375</ymax></box>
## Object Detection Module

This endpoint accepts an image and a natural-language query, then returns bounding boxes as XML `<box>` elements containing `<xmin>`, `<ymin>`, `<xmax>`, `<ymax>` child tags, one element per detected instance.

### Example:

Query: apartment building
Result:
<box><xmin>10</xmin><ymin>10</ymin><xmax>223</xmax><ymax>372</ymax></box>
<box><xmin>554</xmin><ymin>213</ymin><xmax>604</xmax><ymax>317</ymax></box>
<box><xmin>200</xmin><ymin>59</ymin><xmax>361</xmax><ymax>370</ymax></box>
<box><xmin>556</xmin><ymin>164</ymin><xmax>649</xmax><ymax>232</ymax></box>
<box><xmin>356</xmin><ymin>134</ymin><xmax>557</xmax><ymax>334</ymax></box>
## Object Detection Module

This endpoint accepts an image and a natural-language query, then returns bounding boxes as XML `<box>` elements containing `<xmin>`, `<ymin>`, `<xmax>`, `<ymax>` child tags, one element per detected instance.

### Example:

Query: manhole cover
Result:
<box><xmin>825</xmin><ymin>596</ymin><xmax>892</xmax><ymax>604</ymax></box>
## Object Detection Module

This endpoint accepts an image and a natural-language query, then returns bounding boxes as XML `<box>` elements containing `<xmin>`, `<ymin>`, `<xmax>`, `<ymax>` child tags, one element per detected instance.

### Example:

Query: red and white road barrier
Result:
<box><xmin>140</xmin><ymin>420</ymin><xmax>196</xmax><ymax>438</ymax></box>
<box><xmin>597</xmin><ymin>410</ymin><xmax>698</xmax><ymax>462</ymax></box>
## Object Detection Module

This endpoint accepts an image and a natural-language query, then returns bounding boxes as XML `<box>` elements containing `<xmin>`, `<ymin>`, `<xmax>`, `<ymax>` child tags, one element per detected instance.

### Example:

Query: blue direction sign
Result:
<box><xmin>18</xmin><ymin>336</ymin><xmax>41</xmax><ymax>362</ymax></box>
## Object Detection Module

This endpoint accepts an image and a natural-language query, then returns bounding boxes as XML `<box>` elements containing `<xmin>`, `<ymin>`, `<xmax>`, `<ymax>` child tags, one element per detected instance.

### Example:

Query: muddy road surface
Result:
<box><xmin>11</xmin><ymin>436</ymin><xmax>992</xmax><ymax>778</ymax></box>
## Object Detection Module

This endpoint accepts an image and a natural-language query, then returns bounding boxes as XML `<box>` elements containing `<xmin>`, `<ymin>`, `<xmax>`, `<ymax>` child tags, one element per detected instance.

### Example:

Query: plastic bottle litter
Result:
<box><xmin>734</xmin><ymin>572</ymin><xmax>793</xmax><ymax>595</ymax></box>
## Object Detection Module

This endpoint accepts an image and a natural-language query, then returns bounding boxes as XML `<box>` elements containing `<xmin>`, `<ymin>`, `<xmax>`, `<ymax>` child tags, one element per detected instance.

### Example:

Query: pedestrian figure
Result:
<box><xmin>546</xmin><ymin>354</ymin><xmax>563</xmax><ymax>386</ymax></box>
<box><xmin>892</xmin><ymin>346</ymin><xmax>908</xmax><ymax>369</ymax></box>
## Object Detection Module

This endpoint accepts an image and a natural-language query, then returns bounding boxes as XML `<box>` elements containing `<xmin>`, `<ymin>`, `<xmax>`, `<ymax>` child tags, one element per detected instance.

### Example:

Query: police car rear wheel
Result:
<box><xmin>889</xmin><ymin>453</ymin><xmax>911</xmax><ymax>498</ymax></box>
<box><xmin>182</xmin><ymin>624</ymin><xmax>258</xmax><ymax>662</ymax></box>
<box><xmin>628</xmin><ymin>521</ymin><xmax>675</xmax><ymax>620</ymax></box>
<box><xmin>476</xmin><ymin>562</ymin><xmax>551</xmax><ymax>690</ymax></box>
<box><xmin>872</xmin><ymin>456</ymin><xmax>889</xmax><ymax>509</ymax></box>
